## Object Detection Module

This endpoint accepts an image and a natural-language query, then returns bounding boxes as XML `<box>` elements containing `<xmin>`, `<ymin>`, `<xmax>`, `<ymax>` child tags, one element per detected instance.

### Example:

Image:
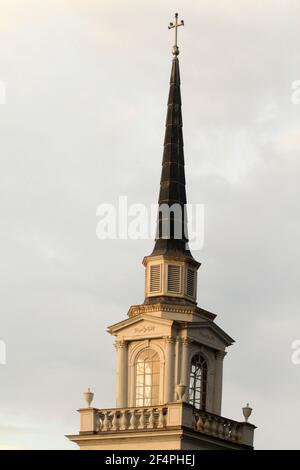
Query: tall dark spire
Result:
<box><xmin>151</xmin><ymin>19</ymin><xmax>193</xmax><ymax>260</ymax></box>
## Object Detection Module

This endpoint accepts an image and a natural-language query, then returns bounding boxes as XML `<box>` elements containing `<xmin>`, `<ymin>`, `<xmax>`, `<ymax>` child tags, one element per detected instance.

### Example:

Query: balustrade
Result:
<box><xmin>97</xmin><ymin>406</ymin><xmax>167</xmax><ymax>432</ymax></box>
<box><xmin>87</xmin><ymin>404</ymin><xmax>251</xmax><ymax>447</ymax></box>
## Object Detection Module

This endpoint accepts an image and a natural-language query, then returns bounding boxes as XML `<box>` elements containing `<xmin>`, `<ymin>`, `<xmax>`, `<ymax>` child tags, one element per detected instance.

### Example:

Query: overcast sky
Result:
<box><xmin>0</xmin><ymin>0</ymin><xmax>300</xmax><ymax>450</ymax></box>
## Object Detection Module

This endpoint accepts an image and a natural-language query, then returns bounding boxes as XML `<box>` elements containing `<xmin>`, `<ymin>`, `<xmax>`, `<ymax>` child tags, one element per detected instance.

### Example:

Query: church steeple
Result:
<box><xmin>144</xmin><ymin>14</ymin><xmax>200</xmax><ymax>305</ymax></box>
<box><xmin>152</xmin><ymin>14</ymin><xmax>191</xmax><ymax>259</ymax></box>
<box><xmin>151</xmin><ymin>52</ymin><xmax>192</xmax><ymax>259</ymax></box>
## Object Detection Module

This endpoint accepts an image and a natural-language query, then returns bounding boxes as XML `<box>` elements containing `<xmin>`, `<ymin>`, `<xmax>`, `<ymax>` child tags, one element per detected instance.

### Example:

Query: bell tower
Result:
<box><xmin>67</xmin><ymin>14</ymin><xmax>256</xmax><ymax>451</ymax></box>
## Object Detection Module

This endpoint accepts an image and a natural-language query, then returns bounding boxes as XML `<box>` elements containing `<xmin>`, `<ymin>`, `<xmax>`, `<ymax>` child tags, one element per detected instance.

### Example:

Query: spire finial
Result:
<box><xmin>168</xmin><ymin>13</ymin><xmax>184</xmax><ymax>57</ymax></box>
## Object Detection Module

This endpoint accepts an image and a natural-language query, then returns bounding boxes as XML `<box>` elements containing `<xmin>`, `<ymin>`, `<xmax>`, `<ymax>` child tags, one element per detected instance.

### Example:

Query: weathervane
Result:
<box><xmin>168</xmin><ymin>13</ymin><xmax>184</xmax><ymax>56</ymax></box>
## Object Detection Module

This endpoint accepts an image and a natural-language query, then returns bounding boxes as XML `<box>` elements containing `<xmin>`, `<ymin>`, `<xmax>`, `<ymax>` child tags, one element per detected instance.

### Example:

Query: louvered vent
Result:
<box><xmin>167</xmin><ymin>265</ymin><xmax>181</xmax><ymax>293</ymax></box>
<box><xmin>150</xmin><ymin>265</ymin><xmax>161</xmax><ymax>293</ymax></box>
<box><xmin>187</xmin><ymin>269</ymin><xmax>195</xmax><ymax>297</ymax></box>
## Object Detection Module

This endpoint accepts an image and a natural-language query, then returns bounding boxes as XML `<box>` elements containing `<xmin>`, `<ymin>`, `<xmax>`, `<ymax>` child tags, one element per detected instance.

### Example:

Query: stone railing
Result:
<box><xmin>78</xmin><ymin>403</ymin><xmax>255</xmax><ymax>447</ymax></box>
<box><xmin>194</xmin><ymin>410</ymin><xmax>241</xmax><ymax>442</ymax></box>
<box><xmin>97</xmin><ymin>406</ymin><xmax>167</xmax><ymax>432</ymax></box>
<box><xmin>193</xmin><ymin>409</ymin><xmax>256</xmax><ymax>447</ymax></box>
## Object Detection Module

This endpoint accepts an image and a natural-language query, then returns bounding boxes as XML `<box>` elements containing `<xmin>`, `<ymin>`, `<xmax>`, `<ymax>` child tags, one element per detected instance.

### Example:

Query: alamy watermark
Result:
<box><xmin>0</xmin><ymin>340</ymin><xmax>6</xmax><ymax>365</ymax></box>
<box><xmin>291</xmin><ymin>80</ymin><xmax>300</xmax><ymax>105</ymax></box>
<box><xmin>291</xmin><ymin>340</ymin><xmax>300</xmax><ymax>365</ymax></box>
<box><xmin>0</xmin><ymin>80</ymin><xmax>6</xmax><ymax>104</ymax></box>
<box><xmin>96</xmin><ymin>197</ymin><xmax>205</xmax><ymax>251</ymax></box>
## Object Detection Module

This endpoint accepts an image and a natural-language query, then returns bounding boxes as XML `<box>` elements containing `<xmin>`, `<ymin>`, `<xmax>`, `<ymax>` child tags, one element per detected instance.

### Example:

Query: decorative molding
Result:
<box><xmin>128</xmin><ymin>303</ymin><xmax>196</xmax><ymax>317</ymax></box>
<box><xmin>134</xmin><ymin>325</ymin><xmax>155</xmax><ymax>334</ymax></box>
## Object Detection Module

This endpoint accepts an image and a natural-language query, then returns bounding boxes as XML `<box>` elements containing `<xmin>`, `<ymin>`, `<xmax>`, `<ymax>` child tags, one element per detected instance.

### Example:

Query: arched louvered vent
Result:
<box><xmin>150</xmin><ymin>265</ymin><xmax>161</xmax><ymax>293</ymax></box>
<box><xmin>167</xmin><ymin>265</ymin><xmax>181</xmax><ymax>293</ymax></box>
<box><xmin>187</xmin><ymin>268</ymin><xmax>195</xmax><ymax>298</ymax></box>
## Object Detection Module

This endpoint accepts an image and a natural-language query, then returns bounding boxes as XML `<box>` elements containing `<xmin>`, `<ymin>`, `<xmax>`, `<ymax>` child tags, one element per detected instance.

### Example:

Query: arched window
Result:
<box><xmin>135</xmin><ymin>348</ymin><xmax>160</xmax><ymax>406</ymax></box>
<box><xmin>189</xmin><ymin>353</ymin><xmax>207</xmax><ymax>410</ymax></box>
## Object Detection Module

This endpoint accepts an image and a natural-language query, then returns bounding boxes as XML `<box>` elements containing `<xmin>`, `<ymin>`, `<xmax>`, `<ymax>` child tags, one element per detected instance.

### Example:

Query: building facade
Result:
<box><xmin>67</xmin><ymin>15</ymin><xmax>256</xmax><ymax>450</ymax></box>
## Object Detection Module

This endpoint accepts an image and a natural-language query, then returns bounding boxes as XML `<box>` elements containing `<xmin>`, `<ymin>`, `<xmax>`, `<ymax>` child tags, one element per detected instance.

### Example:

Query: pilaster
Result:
<box><xmin>164</xmin><ymin>336</ymin><xmax>175</xmax><ymax>403</ymax></box>
<box><xmin>115</xmin><ymin>340</ymin><xmax>128</xmax><ymax>408</ymax></box>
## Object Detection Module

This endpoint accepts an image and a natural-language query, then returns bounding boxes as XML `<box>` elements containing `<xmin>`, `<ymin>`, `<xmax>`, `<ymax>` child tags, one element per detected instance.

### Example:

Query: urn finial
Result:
<box><xmin>242</xmin><ymin>403</ymin><xmax>252</xmax><ymax>422</ymax></box>
<box><xmin>175</xmin><ymin>383</ymin><xmax>187</xmax><ymax>402</ymax></box>
<box><xmin>83</xmin><ymin>388</ymin><xmax>94</xmax><ymax>408</ymax></box>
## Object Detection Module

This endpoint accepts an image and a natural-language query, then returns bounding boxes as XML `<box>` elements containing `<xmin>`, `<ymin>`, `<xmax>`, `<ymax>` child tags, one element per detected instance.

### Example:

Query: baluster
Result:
<box><xmin>111</xmin><ymin>411</ymin><xmax>118</xmax><ymax>431</ymax></box>
<box><xmin>97</xmin><ymin>412</ymin><xmax>103</xmax><ymax>432</ymax></box>
<box><xmin>149</xmin><ymin>408</ymin><xmax>155</xmax><ymax>429</ymax></box>
<box><xmin>218</xmin><ymin>418</ymin><xmax>225</xmax><ymax>438</ymax></box>
<box><xmin>158</xmin><ymin>407</ymin><xmax>165</xmax><ymax>428</ymax></box>
<box><xmin>197</xmin><ymin>413</ymin><xmax>204</xmax><ymax>432</ymax></box>
<box><xmin>139</xmin><ymin>409</ymin><xmax>145</xmax><ymax>429</ymax></box>
<box><xmin>194</xmin><ymin>414</ymin><xmax>199</xmax><ymax>431</ymax></box>
<box><xmin>210</xmin><ymin>417</ymin><xmax>217</xmax><ymax>435</ymax></box>
<box><xmin>120</xmin><ymin>410</ymin><xmax>127</xmax><ymax>430</ymax></box>
<box><xmin>224</xmin><ymin>421</ymin><xmax>230</xmax><ymax>439</ymax></box>
<box><xmin>102</xmin><ymin>411</ymin><xmax>110</xmax><ymax>431</ymax></box>
<box><xmin>129</xmin><ymin>409</ymin><xmax>137</xmax><ymax>430</ymax></box>
<box><xmin>203</xmin><ymin>415</ymin><xmax>211</xmax><ymax>434</ymax></box>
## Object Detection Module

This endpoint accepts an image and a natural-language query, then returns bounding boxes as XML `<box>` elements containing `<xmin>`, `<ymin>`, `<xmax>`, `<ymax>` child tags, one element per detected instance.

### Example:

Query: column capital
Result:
<box><xmin>181</xmin><ymin>337</ymin><xmax>192</xmax><ymax>346</ymax></box>
<box><xmin>215</xmin><ymin>350</ymin><xmax>226</xmax><ymax>360</ymax></box>
<box><xmin>114</xmin><ymin>339</ymin><xmax>127</xmax><ymax>350</ymax></box>
<box><xmin>165</xmin><ymin>336</ymin><xmax>175</xmax><ymax>344</ymax></box>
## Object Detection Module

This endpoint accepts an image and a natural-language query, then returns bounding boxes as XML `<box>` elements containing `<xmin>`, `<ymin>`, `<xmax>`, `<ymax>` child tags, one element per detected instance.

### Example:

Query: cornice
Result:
<box><xmin>127</xmin><ymin>303</ymin><xmax>216</xmax><ymax>321</ymax></box>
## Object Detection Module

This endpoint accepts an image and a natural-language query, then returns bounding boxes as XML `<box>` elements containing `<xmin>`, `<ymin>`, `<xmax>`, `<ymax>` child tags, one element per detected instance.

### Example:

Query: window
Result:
<box><xmin>135</xmin><ymin>349</ymin><xmax>160</xmax><ymax>406</ymax></box>
<box><xmin>189</xmin><ymin>354</ymin><xmax>207</xmax><ymax>410</ymax></box>
<box><xmin>167</xmin><ymin>265</ymin><xmax>181</xmax><ymax>293</ymax></box>
<box><xmin>150</xmin><ymin>265</ymin><xmax>161</xmax><ymax>293</ymax></box>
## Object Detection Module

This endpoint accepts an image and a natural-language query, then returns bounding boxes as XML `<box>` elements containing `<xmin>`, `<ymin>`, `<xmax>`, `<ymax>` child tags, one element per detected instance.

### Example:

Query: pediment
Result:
<box><xmin>108</xmin><ymin>314</ymin><xmax>173</xmax><ymax>341</ymax></box>
<box><xmin>187</xmin><ymin>322</ymin><xmax>234</xmax><ymax>350</ymax></box>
